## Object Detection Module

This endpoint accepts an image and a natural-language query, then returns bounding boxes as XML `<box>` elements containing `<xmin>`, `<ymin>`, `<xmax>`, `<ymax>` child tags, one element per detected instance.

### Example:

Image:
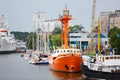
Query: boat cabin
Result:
<box><xmin>52</xmin><ymin>49</ymin><xmax>81</xmax><ymax>57</ymax></box>
<box><xmin>98</xmin><ymin>55</ymin><xmax>120</xmax><ymax>66</ymax></box>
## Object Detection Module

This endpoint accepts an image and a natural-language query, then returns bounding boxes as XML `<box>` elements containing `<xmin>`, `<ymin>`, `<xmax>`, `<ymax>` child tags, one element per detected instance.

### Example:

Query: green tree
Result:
<box><xmin>69</xmin><ymin>25</ymin><xmax>84</xmax><ymax>33</ymax></box>
<box><xmin>108</xmin><ymin>27</ymin><xmax>120</xmax><ymax>54</ymax></box>
<box><xmin>49</xmin><ymin>34</ymin><xmax>61</xmax><ymax>49</ymax></box>
<box><xmin>11</xmin><ymin>31</ymin><xmax>29</xmax><ymax>41</ymax></box>
<box><xmin>52</xmin><ymin>27</ymin><xmax>61</xmax><ymax>34</ymax></box>
<box><xmin>26</xmin><ymin>32</ymin><xmax>36</xmax><ymax>49</ymax></box>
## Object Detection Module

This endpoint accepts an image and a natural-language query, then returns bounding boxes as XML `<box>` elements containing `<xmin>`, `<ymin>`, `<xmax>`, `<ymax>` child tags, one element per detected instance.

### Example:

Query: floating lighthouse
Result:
<box><xmin>58</xmin><ymin>5</ymin><xmax>72</xmax><ymax>49</ymax></box>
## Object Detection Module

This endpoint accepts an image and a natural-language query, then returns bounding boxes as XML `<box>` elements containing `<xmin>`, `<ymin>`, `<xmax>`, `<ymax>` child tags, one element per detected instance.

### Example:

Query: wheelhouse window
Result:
<box><xmin>114</xmin><ymin>57</ymin><xmax>117</xmax><ymax>59</ymax></box>
<box><xmin>105</xmin><ymin>57</ymin><xmax>109</xmax><ymax>60</ymax></box>
<box><xmin>110</xmin><ymin>57</ymin><xmax>113</xmax><ymax>59</ymax></box>
<box><xmin>64</xmin><ymin>50</ymin><xmax>66</xmax><ymax>53</ymax></box>
<box><xmin>118</xmin><ymin>57</ymin><xmax>120</xmax><ymax>59</ymax></box>
<box><xmin>57</xmin><ymin>50</ymin><xmax>59</xmax><ymax>53</ymax></box>
<box><xmin>67</xmin><ymin>50</ymin><xmax>69</xmax><ymax>52</ymax></box>
<box><xmin>74</xmin><ymin>50</ymin><xmax>76</xmax><ymax>52</ymax></box>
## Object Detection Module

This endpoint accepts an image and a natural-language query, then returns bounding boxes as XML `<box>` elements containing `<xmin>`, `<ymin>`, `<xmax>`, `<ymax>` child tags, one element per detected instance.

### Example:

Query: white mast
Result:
<box><xmin>34</xmin><ymin>11</ymin><xmax>45</xmax><ymax>53</ymax></box>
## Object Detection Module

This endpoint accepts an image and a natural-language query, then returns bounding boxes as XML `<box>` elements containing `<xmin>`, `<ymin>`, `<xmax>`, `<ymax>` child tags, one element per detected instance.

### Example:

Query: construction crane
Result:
<box><xmin>89</xmin><ymin>0</ymin><xmax>96</xmax><ymax>52</ymax></box>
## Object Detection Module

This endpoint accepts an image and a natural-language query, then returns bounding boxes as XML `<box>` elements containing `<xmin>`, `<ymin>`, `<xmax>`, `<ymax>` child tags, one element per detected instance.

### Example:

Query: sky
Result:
<box><xmin>0</xmin><ymin>0</ymin><xmax>120</xmax><ymax>32</ymax></box>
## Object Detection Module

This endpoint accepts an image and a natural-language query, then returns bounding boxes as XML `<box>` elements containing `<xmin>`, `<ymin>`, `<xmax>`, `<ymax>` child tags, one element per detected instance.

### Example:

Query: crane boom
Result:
<box><xmin>90</xmin><ymin>0</ymin><xmax>96</xmax><ymax>52</ymax></box>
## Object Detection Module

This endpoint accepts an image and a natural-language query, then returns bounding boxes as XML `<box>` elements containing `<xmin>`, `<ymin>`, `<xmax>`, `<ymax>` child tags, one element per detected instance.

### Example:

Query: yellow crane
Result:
<box><xmin>98</xmin><ymin>18</ymin><xmax>101</xmax><ymax>55</ymax></box>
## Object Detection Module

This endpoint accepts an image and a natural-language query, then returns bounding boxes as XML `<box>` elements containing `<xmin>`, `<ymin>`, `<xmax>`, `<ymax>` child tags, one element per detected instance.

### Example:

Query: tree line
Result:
<box><xmin>11</xmin><ymin>31</ymin><xmax>29</xmax><ymax>41</ymax></box>
<box><xmin>25</xmin><ymin>25</ymin><xmax>82</xmax><ymax>50</ymax></box>
<box><xmin>12</xmin><ymin>25</ymin><xmax>120</xmax><ymax>54</ymax></box>
<box><xmin>108</xmin><ymin>27</ymin><xmax>120</xmax><ymax>55</ymax></box>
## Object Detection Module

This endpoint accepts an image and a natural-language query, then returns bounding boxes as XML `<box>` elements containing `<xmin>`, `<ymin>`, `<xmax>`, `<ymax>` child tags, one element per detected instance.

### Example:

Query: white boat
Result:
<box><xmin>28</xmin><ymin>13</ymin><xmax>49</xmax><ymax>64</ymax></box>
<box><xmin>29</xmin><ymin>53</ymin><xmax>49</xmax><ymax>64</ymax></box>
<box><xmin>81</xmin><ymin>19</ymin><xmax>120</xmax><ymax>80</ymax></box>
<box><xmin>81</xmin><ymin>54</ymin><xmax>120</xmax><ymax>80</ymax></box>
<box><xmin>0</xmin><ymin>15</ymin><xmax>16</xmax><ymax>53</ymax></box>
<box><xmin>23</xmin><ymin>52</ymin><xmax>31</xmax><ymax>60</ymax></box>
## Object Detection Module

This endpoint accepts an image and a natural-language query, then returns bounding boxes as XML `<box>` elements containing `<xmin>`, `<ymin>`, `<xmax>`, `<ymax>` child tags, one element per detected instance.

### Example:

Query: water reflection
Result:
<box><xmin>50</xmin><ymin>69</ymin><xmax>103</xmax><ymax>80</ymax></box>
<box><xmin>0</xmin><ymin>53</ymin><xmax>104</xmax><ymax>80</ymax></box>
<box><xmin>50</xmin><ymin>70</ymin><xmax>84</xmax><ymax>80</ymax></box>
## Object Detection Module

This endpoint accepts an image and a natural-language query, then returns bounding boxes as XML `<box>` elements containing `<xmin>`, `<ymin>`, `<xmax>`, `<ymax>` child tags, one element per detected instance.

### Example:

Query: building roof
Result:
<box><xmin>94</xmin><ymin>33</ymin><xmax>106</xmax><ymax>38</ymax></box>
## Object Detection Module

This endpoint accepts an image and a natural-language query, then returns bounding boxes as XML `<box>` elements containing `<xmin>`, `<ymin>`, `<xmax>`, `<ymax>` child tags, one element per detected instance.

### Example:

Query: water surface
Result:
<box><xmin>0</xmin><ymin>53</ymin><xmax>102</xmax><ymax>80</ymax></box>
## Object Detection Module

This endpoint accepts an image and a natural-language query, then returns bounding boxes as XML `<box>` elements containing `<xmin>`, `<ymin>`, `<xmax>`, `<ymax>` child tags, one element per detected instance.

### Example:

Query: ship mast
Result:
<box><xmin>58</xmin><ymin>4</ymin><xmax>72</xmax><ymax>49</ymax></box>
<box><xmin>97</xmin><ymin>18</ymin><xmax>101</xmax><ymax>55</ymax></box>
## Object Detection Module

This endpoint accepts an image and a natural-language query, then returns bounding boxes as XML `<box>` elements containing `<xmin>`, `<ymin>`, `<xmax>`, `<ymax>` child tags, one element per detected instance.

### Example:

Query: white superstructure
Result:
<box><xmin>83</xmin><ymin>54</ymin><xmax>120</xmax><ymax>72</ymax></box>
<box><xmin>0</xmin><ymin>15</ymin><xmax>16</xmax><ymax>53</ymax></box>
